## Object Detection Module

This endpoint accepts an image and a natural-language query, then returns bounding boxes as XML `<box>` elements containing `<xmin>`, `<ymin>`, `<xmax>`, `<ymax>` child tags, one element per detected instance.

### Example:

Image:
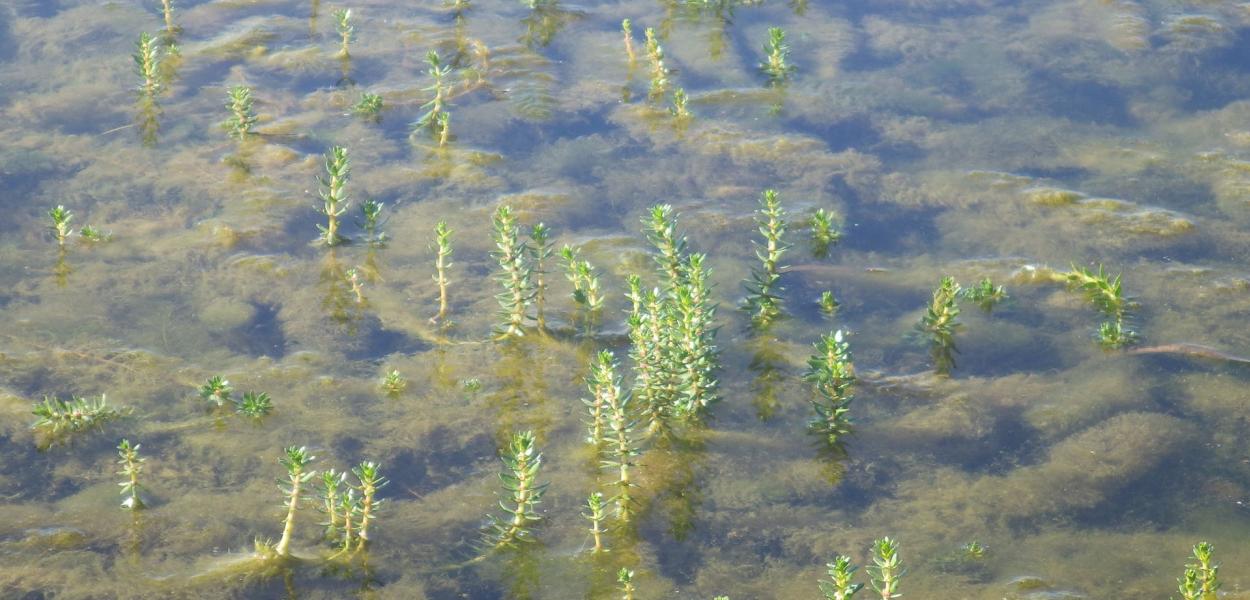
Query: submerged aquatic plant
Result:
<box><xmin>334</xmin><ymin>8</ymin><xmax>354</xmax><ymax>58</ymax></box>
<box><xmin>917</xmin><ymin>277</ymin><xmax>961</xmax><ymax>375</ymax></box>
<box><xmin>672</xmin><ymin>253</ymin><xmax>719</xmax><ymax>417</ymax></box>
<box><xmin>319</xmin><ymin>469</ymin><xmax>347</xmax><ymax>541</ymax></box>
<box><xmin>1065</xmin><ymin>264</ymin><xmax>1136</xmax><ymax>348</ymax></box>
<box><xmin>234</xmin><ymin>391</ymin><xmax>273</xmax><ymax>419</ymax></box>
<box><xmin>198</xmin><ymin>376</ymin><xmax>233</xmax><ymax>407</ymax></box>
<box><xmin>618</xmin><ymin>568</ymin><xmax>636</xmax><ymax>600</ymax></box>
<box><xmin>273</xmin><ymin>446</ymin><xmax>316</xmax><ymax>557</ymax></box>
<box><xmin>317</xmin><ymin>146</ymin><xmax>351</xmax><ymax>246</ymax></box>
<box><xmin>529</xmin><ymin>223</ymin><xmax>553</xmax><ymax>330</ymax></box>
<box><xmin>481</xmin><ymin>430</ymin><xmax>547</xmax><ymax>552</ymax></box>
<box><xmin>351</xmin><ymin>461</ymin><xmax>387</xmax><ymax>550</ymax></box>
<box><xmin>345</xmin><ymin>267</ymin><xmax>365</xmax><ymax>304</ymax></box>
<box><xmin>134</xmin><ymin>32</ymin><xmax>162</xmax><ymax>96</ymax></box>
<box><xmin>415</xmin><ymin>50</ymin><xmax>452</xmax><ymax>131</ymax></box>
<box><xmin>116</xmin><ymin>439</ymin><xmax>147</xmax><ymax>510</ymax></box>
<box><xmin>628</xmin><ymin>285</ymin><xmax>674</xmax><ymax>437</ymax></box>
<box><xmin>381</xmin><ymin>369</ymin><xmax>407</xmax><ymax>396</ymax></box>
<box><xmin>31</xmin><ymin>395</ymin><xmax>122</xmax><ymax>437</ymax></box>
<box><xmin>583</xmin><ymin>491</ymin><xmax>607</xmax><ymax>553</ymax></box>
<box><xmin>670</xmin><ymin>88</ymin><xmax>691</xmax><ymax>120</ymax></box>
<box><xmin>432</xmin><ymin>220</ymin><xmax>453</xmax><ymax>323</ymax></box>
<box><xmin>358</xmin><ymin>199</ymin><xmax>388</xmax><ymax>246</ymax></box>
<box><xmin>48</xmin><ymin>205</ymin><xmax>73</xmax><ymax>245</ymax></box>
<box><xmin>960</xmin><ymin>278</ymin><xmax>1007</xmax><ymax>313</ymax></box>
<box><xmin>622</xmin><ymin>19</ymin><xmax>635</xmax><ymax>63</ymax></box>
<box><xmin>492</xmin><ymin>205</ymin><xmax>534</xmax><ymax>338</ymax></box>
<box><xmin>79</xmin><ymin>225</ymin><xmax>113</xmax><ymax>242</ymax></box>
<box><xmin>643</xmin><ymin>204</ymin><xmax>687</xmax><ymax>291</ymax></box>
<box><xmin>961</xmin><ymin>541</ymin><xmax>986</xmax><ymax>559</ymax></box>
<box><xmin>353</xmin><ymin>92</ymin><xmax>383</xmax><ymax>120</ymax></box>
<box><xmin>804</xmin><ymin>330</ymin><xmax>855</xmax><ymax>444</ymax></box>
<box><xmin>644</xmin><ymin>27</ymin><xmax>668</xmax><ymax>102</ymax></box>
<box><xmin>867</xmin><ymin>537</ymin><xmax>904</xmax><ymax>599</ymax></box>
<box><xmin>223</xmin><ymin>85</ymin><xmax>257</xmax><ymax>141</ymax></box>
<box><xmin>743</xmin><ymin>189</ymin><xmax>790</xmax><ymax>327</ymax></box>
<box><xmin>1175</xmin><ymin>542</ymin><xmax>1219</xmax><ymax>600</ymax></box>
<box><xmin>561</xmin><ymin>245</ymin><xmax>605</xmax><ymax>315</ymax></box>
<box><xmin>819</xmin><ymin>555</ymin><xmax>863</xmax><ymax>599</ymax></box>
<box><xmin>160</xmin><ymin>0</ymin><xmax>176</xmax><ymax>33</ymax></box>
<box><xmin>810</xmin><ymin>208</ymin><xmax>840</xmax><ymax>257</ymax></box>
<box><xmin>437</xmin><ymin>112</ymin><xmax>452</xmax><ymax>147</ymax></box>
<box><xmin>590</xmin><ymin>351</ymin><xmax>638</xmax><ymax>522</ymax></box>
<box><xmin>760</xmin><ymin>26</ymin><xmax>795</xmax><ymax>84</ymax></box>
<box><xmin>819</xmin><ymin>291</ymin><xmax>839</xmax><ymax>317</ymax></box>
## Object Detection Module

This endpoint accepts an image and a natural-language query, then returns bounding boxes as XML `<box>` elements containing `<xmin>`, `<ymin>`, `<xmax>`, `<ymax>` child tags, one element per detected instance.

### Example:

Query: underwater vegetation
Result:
<box><xmin>760</xmin><ymin>27</ymin><xmax>795</xmax><ymax>85</ymax></box>
<box><xmin>1066</xmin><ymin>264</ymin><xmax>1136</xmax><ymax>348</ymax></box>
<box><xmin>917</xmin><ymin>276</ymin><xmax>962</xmax><ymax>375</ymax></box>
<box><xmin>743</xmin><ymin>188</ymin><xmax>790</xmax><ymax>328</ymax></box>
<box><xmin>480</xmin><ymin>430</ymin><xmax>547</xmax><ymax>553</ymax></box>
<box><xmin>115</xmin><ymin>439</ymin><xmax>146</xmax><ymax>510</ymax></box>
<box><xmin>316</xmin><ymin>146</ymin><xmax>351</xmax><ymax>246</ymax></box>
<box><xmin>31</xmin><ymin>395</ymin><xmax>125</xmax><ymax>445</ymax></box>
<box><xmin>222</xmin><ymin>85</ymin><xmax>257</xmax><ymax>141</ymax></box>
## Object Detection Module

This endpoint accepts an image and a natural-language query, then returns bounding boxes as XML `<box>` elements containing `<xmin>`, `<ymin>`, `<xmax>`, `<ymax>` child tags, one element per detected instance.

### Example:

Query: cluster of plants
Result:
<box><xmin>914</xmin><ymin>275</ymin><xmax>1009</xmax><ymax>375</ymax></box>
<box><xmin>1064</xmin><ymin>264</ymin><xmax>1136</xmax><ymax>348</ymax></box>
<box><xmin>198</xmin><ymin>376</ymin><xmax>273</xmax><ymax>420</ymax></box>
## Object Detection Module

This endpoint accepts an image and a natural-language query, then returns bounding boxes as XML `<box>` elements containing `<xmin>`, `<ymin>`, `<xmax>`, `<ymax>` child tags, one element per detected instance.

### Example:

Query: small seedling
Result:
<box><xmin>819</xmin><ymin>291</ymin><xmax>839</xmax><ymax>316</ymax></box>
<box><xmin>223</xmin><ymin>85</ymin><xmax>258</xmax><ymax>141</ymax></box>
<box><xmin>234</xmin><ymin>391</ymin><xmax>273</xmax><ymax>419</ymax></box>
<box><xmin>670</xmin><ymin>88</ymin><xmax>691</xmax><ymax>120</ymax></box>
<box><xmin>622</xmin><ymin>19</ymin><xmax>635</xmax><ymax>63</ymax></box>
<box><xmin>358</xmin><ymin>199</ymin><xmax>388</xmax><ymax>246</ymax></box>
<box><xmin>317</xmin><ymin>146</ymin><xmax>351</xmax><ymax>246</ymax></box>
<box><xmin>618</xmin><ymin>568</ymin><xmax>636</xmax><ymax>600</ymax></box>
<box><xmin>960</xmin><ymin>278</ymin><xmax>1006</xmax><ymax>312</ymax></box>
<box><xmin>116</xmin><ymin>439</ymin><xmax>147</xmax><ymax>510</ymax></box>
<box><xmin>381</xmin><ymin>370</ymin><xmax>407</xmax><ymax>395</ymax></box>
<box><xmin>918</xmin><ymin>277</ymin><xmax>961</xmax><ymax>375</ymax></box>
<box><xmin>819</xmin><ymin>555</ymin><xmax>863</xmax><ymax>599</ymax></box>
<box><xmin>334</xmin><ymin>8</ymin><xmax>354</xmax><ymax>58</ymax></box>
<box><xmin>492</xmin><ymin>205</ymin><xmax>534</xmax><ymax>338</ymax></box>
<box><xmin>810</xmin><ymin>208</ymin><xmax>840</xmax><ymax>256</ymax></box>
<box><xmin>134</xmin><ymin>32</ymin><xmax>163</xmax><ymax>96</ymax></box>
<box><xmin>198</xmin><ymin>375</ymin><xmax>233</xmax><ymax>407</ymax></box>
<box><xmin>480</xmin><ymin>430</ymin><xmax>547</xmax><ymax>552</ymax></box>
<box><xmin>48</xmin><ymin>205</ymin><xmax>73</xmax><ymax>245</ymax></box>
<box><xmin>644</xmin><ymin>28</ymin><xmax>668</xmax><ymax>102</ymax></box>
<box><xmin>867</xmin><ymin>537</ymin><xmax>904</xmax><ymax>599</ymax></box>
<box><xmin>462</xmin><ymin>377</ymin><xmax>483</xmax><ymax>397</ymax></box>
<box><xmin>760</xmin><ymin>26</ymin><xmax>794</xmax><ymax>84</ymax></box>
<box><xmin>529</xmin><ymin>223</ymin><xmax>553</xmax><ymax>330</ymax></box>
<box><xmin>961</xmin><ymin>541</ymin><xmax>986</xmax><ymax>559</ymax></box>
<box><xmin>583</xmin><ymin>491</ymin><xmax>607</xmax><ymax>553</ymax></box>
<box><xmin>79</xmin><ymin>225</ymin><xmax>113</xmax><ymax>242</ymax></box>
<box><xmin>743</xmin><ymin>189</ymin><xmax>790</xmax><ymax>327</ymax></box>
<box><xmin>805</xmin><ymin>330</ymin><xmax>855</xmax><ymax>444</ymax></box>
<box><xmin>31</xmin><ymin>394</ymin><xmax>122</xmax><ymax>437</ymax></box>
<box><xmin>273</xmin><ymin>446</ymin><xmax>317</xmax><ymax>557</ymax></box>
<box><xmin>353</xmin><ymin>92</ymin><xmax>383</xmax><ymax>120</ymax></box>
<box><xmin>345</xmin><ymin>267</ymin><xmax>365</xmax><ymax>304</ymax></box>
<box><xmin>432</xmin><ymin>221</ymin><xmax>453</xmax><ymax>322</ymax></box>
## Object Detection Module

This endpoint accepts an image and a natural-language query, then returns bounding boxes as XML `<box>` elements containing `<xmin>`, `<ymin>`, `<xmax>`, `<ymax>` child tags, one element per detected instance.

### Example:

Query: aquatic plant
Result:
<box><xmin>618</xmin><ymin>568</ymin><xmax>636</xmax><ymax>600</ymax></box>
<box><xmin>622</xmin><ymin>19</ymin><xmax>635</xmax><ymax>63</ymax></box>
<box><xmin>917</xmin><ymin>277</ymin><xmax>961</xmax><ymax>375</ymax></box>
<box><xmin>672</xmin><ymin>253</ymin><xmax>719</xmax><ymax>417</ymax></box>
<box><xmin>345</xmin><ymin>267</ymin><xmax>365</xmax><ymax>304</ymax></box>
<box><xmin>529</xmin><ymin>223</ymin><xmax>553</xmax><ymax>330</ymax></box>
<box><xmin>560</xmin><ymin>245</ymin><xmax>605</xmax><ymax>315</ymax></box>
<box><xmin>415</xmin><ymin>50</ymin><xmax>452</xmax><ymax>131</ymax></box>
<box><xmin>819</xmin><ymin>555</ymin><xmax>863</xmax><ymax>599</ymax></box>
<box><xmin>1065</xmin><ymin>264</ymin><xmax>1136</xmax><ymax>348</ymax></box>
<box><xmin>48</xmin><ymin>205</ymin><xmax>73</xmax><ymax>245</ymax></box>
<box><xmin>760</xmin><ymin>27</ymin><xmax>794</xmax><ymax>84</ymax></box>
<box><xmin>381</xmin><ymin>370</ymin><xmax>407</xmax><ymax>396</ymax></box>
<box><xmin>492</xmin><ymin>205</ymin><xmax>534</xmax><ymax>338</ymax></box>
<box><xmin>79</xmin><ymin>225</ymin><xmax>113</xmax><ymax>242</ymax></box>
<box><xmin>334</xmin><ymin>8</ymin><xmax>354</xmax><ymax>58</ymax></box>
<box><xmin>743</xmin><ymin>189</ymin><xmax>790</xmax><ymax>327</ymax></box>
<box><xmin>591</xmin><ymin>350</ymin><xmax>638</xmax><ymax>522</ymax></box>
<box><xmin>584</xmin><ymin>350</ymin><xmax>613</xmax><ymax>447</ymax></box>
<box><xmin>116</xmin><ymin>439</ymin><xmax>146</xmax><ymax>510</ymax></box>
<box><xmin>643</xmin><ymin>204</ymin><xmax>687</xmax><ymax>291</ymax></box>
<box><xmin>134</xmin><ymin>32</ymin><xmax>162</xmax><ymax>97</ymax></box>
<box><xmin>234</xmin><ymin>391</ymin><xmax>273</xmax><ymax>419</ymax></box>
<box><xmin>819</xmin><ymin>291</ymin><xmax>839</xmax><ymax>316</ymax></box>
<box><xmin>583</xmin><ymin>491</ymin><xmax>607</xmax><ymax>553</ymax></box>
<box><xmin>481</xmin><ymin>430</ymin><xmax>547</xmax><ymax>552</ymax></box>
<box><xmin>223</xmin><ymin>85</ymin><xmax>257</xmax><ymax>141</ymax></box>
<box><xmin>198</xmin><ymin>376</ymin><xmax>232</xmax><ymax>407</ymax></box>
<box><xmin>319</xmin><ymin>469</ymin><xmax>347</xmax><ymax>540</ymax></box>
<box><xmin>317</xmin><ymin>146</ymin><xmax>351</xmax><ymax>246</ymax></box>
<box><xmin>160</xmin><ymin>0</ymin><xmax>176</xmax><ymax>32</ymax></box>
<box><xmin>351</xmin><ymin>461</ymin><xmax>387</xmax><ymax>550</ymax></box>
<box><xmin>643</xmin><ymin>27</ymin><xmax>668</xmax><ymax>102</ymax></box>
<box><xmin>273</xmin><ymin>446</ymin><xmax>316</xmax><ymax>557</ymax></box>
<box><xmin>31</xmin><ymin>395</ymin><xmax>122</xmax><ymax>437</ymax></box>
<box><xmin>1175</xmin><ymin>542</ymin><xmax>1219</xmax><ymax>600</ymax></box>
<box><xmin>961</xmin><ymin>541</ymin><xmax>986</xmax><ymax>559</ymax></box>
<box><xmin>437</xmin><ymin>112</ymin><xmax>452</xmax><ymax>147</ymax></box>
<box><xmin>353</xmin><ymin>92</ymin><xmax>383</xmax><ymax>120</ymax></box>
<box><xmin>867</xmin><ymin>537</ymin><xmax>903</xmax><ymax>599</ymax></box>
<box><xmin>358</xmin><ymin>199</ymin><xmax>388</xmax><ymax>246</ymax></box>
<box><xmin>670</xmin><ymin>88</ymin><xmax>690</xmax><ymax>120</ymax></box>
<box><xmin>804</xmin><ymin>330</ymin><xmax>855</xmax><ymax>444</ymax></box>
<box><xmin>810</xmin><ymin>208</ymin><xmax>840</xmax><ymax>256</ymax></box>
<box><xmin>432</xmin><ymin>220</ymin><xmax>453</xmax><ymax>323</ymax></box>
<box><xmin>960</xmin><ymin>278</ymin><xmax>1006</xmax><ymax>313</ymax></box>
<box><xmin>628</xmin><ymin>286</ymin><xmax>673</xmax><ymax>437</ymax></box>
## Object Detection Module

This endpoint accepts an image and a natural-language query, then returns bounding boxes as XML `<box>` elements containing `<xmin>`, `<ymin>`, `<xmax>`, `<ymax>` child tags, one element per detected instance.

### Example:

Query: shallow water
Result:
<box><xmin>2</xmin><ymin>0</ymin><xmax>1250</xmax><ymax>597</ymax></box>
